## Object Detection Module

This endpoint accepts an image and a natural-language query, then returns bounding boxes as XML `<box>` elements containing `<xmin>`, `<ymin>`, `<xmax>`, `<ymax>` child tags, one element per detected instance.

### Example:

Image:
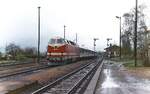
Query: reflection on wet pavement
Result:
<box><xmin>102</xmin><ymin>69</ymin><xmax>119</xmax><ymax>88</ymax></box>
<box><xmin>95</xmin><ymin>60</ymin><xmax>150</xmax><ymax>94</ymax></box>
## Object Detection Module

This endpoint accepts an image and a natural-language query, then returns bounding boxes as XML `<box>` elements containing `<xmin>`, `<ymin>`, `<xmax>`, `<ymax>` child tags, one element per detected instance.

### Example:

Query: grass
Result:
<box><xmin>109</xmin><ymin>57</ymin><xmax>144</xmax><ymax>67</ymax></box>
<box><xmin>0</xmin><ymin>60</ymin><xmax>16</xmax><ymax>63</ymax></box>
<box><xmin>122</xmin><ymin>59</ymin><xmax>144</xmax><ymax>67</ymax></box>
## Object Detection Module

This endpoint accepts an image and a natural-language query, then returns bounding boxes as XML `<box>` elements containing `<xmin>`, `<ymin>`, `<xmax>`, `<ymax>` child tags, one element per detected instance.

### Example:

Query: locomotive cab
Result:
<box><xmin>47</xmin><ymin>37</ymin><xmax>80</xmax><ymax>65</ymax></box>
<box><xmin>47</xmin><ymin>37</ymin><xmax>67</xmax><ymax>64</ymax></box>
<box><xmin>47</xmin><ymin>37</ymin><xmax>66</xmax><ymax>55</ymax></box>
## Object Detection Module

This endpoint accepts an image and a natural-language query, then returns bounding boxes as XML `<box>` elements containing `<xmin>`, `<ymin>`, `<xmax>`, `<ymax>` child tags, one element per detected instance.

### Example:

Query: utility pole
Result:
<box><xmin>37</xmin><ymin>6</ymin><xmax>41</xmax><ymax>63</ymax></box>
<box><xmin>134</xmin><ymin>0</ymin><xmax>138</xmax><ymax>67</ymax></box>
<box><xmin>64</xmin><ymin>25</ymin><xmax>66</xmax><ymax>40</ymax></box>
<box><xmin>116</xmin><ymin>16</ymin><xmax>122</xmax><ymax>59</ymax></box>
<box><xmin>94</xmin><ymin>38</ymin><xmax>99</xmax><ymax>56</ymax></box>
<box><xmin>76</xmin><ymin>33</ymin><xmax>77</xmax><ymax>44</ymax></box>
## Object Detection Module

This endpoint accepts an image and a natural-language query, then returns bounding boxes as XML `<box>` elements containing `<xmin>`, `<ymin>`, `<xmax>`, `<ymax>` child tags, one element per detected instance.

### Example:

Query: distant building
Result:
<box><xmin>104</xmin><ymin>45</ymin><xmax>120</xmax><ymax>58</ymax></box>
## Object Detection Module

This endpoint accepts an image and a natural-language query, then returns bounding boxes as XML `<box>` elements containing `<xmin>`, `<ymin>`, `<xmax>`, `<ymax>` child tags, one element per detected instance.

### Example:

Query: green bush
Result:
<box><xmin>16</xmin><ymin>54</ymin><xmax>27</xmax><ymax>61</ymax></box>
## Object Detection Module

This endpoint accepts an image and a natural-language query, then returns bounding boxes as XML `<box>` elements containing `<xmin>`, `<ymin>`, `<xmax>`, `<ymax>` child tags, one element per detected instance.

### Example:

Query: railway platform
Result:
<box><xmin>84</xmin><ymin>60</ymin><xmax>104</xmax><ymax>94</ymax></box>
<box><xmin>84</xmin><ymin>60</ymin><xmax>150</xmax><ymax>94</ymax></box>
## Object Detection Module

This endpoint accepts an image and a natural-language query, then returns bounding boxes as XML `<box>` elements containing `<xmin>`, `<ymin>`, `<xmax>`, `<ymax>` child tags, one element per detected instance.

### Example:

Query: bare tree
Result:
<box><xmin>5</xmin><ymin>43</ymin><xmax>22</xmax><ymax>59</ymax></box>
<box><xmin>122</xmin><ymin>12</ymin><xmax>134</xmax><ymax>57</ymax></box>
<box><xmin>122</xmin><ymin>4</ymin><xmax>147</xmax><ymax>61</ymax></box>
<box><xmin>24</xmin><ymin>47</ymin><xmax>37</xmax><ymax>58</ymax></box>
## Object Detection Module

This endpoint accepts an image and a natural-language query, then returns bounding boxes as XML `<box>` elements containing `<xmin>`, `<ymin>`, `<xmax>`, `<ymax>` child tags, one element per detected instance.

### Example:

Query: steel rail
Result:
<box><xmin>32</xmin><ymin>62</ymin><xmax>93</xmax><ymax>94</ymax></box>
<box><xmin>67</xmin><ymin>58</ymin><xmax>103</xmax><ymax>94</ymax></box>
<box><xmin>0</xmin><ymin>65</ymin><xmax>50</xmax><ymax>79</ymax></box>
<box><xmin>0</xmin><ymin>60</ymin><xmax>34</xmax><ymax>67</ymax></box>
<box><xmin>32</xmin><ymin>58</ymin><xmax>103</xmax><ymax>94</ymax></box>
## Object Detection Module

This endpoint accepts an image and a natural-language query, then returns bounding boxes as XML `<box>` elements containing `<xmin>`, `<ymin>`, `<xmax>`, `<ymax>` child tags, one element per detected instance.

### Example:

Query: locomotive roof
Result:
<box><xmin>51</xmin><ymin>36</ymin><xmax>63</xmax><ymax>39</ymax></box>
<box><xmin>50</xmin><ymin>37</ymin><xmax>78</xmax><ymax>46</ymax></box>
<box><xmin>50</xmin><ymin>37</ymin><xmax>95</xmax><ymax>53</ymax></box>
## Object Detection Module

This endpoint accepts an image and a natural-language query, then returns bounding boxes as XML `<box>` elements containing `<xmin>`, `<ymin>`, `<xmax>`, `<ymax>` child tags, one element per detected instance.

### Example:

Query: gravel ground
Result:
<box><xmin>19</xmin><ymin>59</ymin><xmax>96</xmax><ymax>94</ymax></box>
<box><xmin>23</xmin><ymin>59</ymin><xmax>94</xmax><ymax>84</ymax></box>
<box><xmin>0</xmin><ymin>59</ymin><xmax>97</xmax><ymax>94</ymax></box>
<box><xmin>0</xmin><ymin>63</ymin><xmax>40</xmax><ymax>75</ymax></box>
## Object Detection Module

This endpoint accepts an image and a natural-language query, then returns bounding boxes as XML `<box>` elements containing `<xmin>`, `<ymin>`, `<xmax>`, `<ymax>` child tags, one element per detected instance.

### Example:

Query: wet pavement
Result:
<box><xmin>95</xmin><ymin>60</ymin><xmax>150</xmax><ymax>94</ymax></box>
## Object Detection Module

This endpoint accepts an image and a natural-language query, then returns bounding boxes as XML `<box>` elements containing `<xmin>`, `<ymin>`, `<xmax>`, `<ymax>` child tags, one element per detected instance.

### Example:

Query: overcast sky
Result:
<box><xmin>0</xmin><ymin>0</ymin><xmax>150</xmax><ymax>52</ymax></box>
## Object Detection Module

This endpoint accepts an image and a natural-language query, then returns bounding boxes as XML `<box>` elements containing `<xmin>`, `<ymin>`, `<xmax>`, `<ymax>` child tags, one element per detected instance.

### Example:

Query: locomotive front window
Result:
<box><xmin>57</xmin><ymin>39</ymin><xmax>64</xmax><ymax>44</ymax></box>
<box><xmin>49</xmin><ymin>39</ymin><xmax>56</xmax><ymax>44</ymax></box>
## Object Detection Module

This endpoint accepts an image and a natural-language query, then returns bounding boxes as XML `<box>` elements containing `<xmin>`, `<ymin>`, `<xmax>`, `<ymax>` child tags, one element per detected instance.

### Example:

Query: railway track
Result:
<box><xmin>0</xmin><ymin>64</ymin><xmax>50</xmax><ymax>81</ymax></box>
<box><xmin>0</xmin><ymin>63</ymin><xmax>39</xmax><ymax>72</ymax></box>
<box><xmin>0</xmin><ymin>60</ymin><xmax>34</xmax><ymax>67</ymax></box>
<box><xmin>32</xmin><ymin>58</ymin><xmax>103</xmax><ymax>94</ymax></box>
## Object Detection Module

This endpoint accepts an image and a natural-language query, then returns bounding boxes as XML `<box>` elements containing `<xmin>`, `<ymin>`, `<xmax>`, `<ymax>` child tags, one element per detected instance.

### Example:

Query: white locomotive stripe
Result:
<box><xmin>68</xmin><ymin>53</ymin><xmax>77</xmax><ymax>55</ymax></box>
<box><xmin>62</xmin><ymin>53</ymin><xmax>67</xmax><ymax>55</ymax></box>
<box><xmin>47</xmin><ymin>52</ymin><xmax>78</xmax><ymax>56</ymax></box>
<box><xmin>47</xmin><ymin>52</ymin><xmax>67</xmax><ymax>55</ymax></box>
<box><xmin>51</xmin><ymin>53</ymin><xmax>62</xmax><ymax>55</ymax></box>
<box><xmin>48</xmin><ymin>44</ymin><xmax>65</xmax><ymax>47</ymax></box>
<box><xmin>47</xmin><ymin>53</ymin><xmax>50</xmax><ymax>55</ymax></box>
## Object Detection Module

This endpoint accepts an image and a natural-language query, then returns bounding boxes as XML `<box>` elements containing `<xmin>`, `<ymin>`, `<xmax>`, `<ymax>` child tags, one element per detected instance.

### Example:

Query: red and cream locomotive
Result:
<box><xmin>47</xmin><ymin>37</ymin><xmax>96</xmax><ymax>65</ymax></box>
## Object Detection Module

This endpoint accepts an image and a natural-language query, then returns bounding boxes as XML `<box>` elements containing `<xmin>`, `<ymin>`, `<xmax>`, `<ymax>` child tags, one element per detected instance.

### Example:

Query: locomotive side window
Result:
<box><xmin>67</xmin><ymin>41</ymin><xmax>70</xmax><ymax>44</ymax></box>
<box><xmin>68</xmin><ymin>41</ymin><xmax>76</xmax><ymax>45</ymax></box>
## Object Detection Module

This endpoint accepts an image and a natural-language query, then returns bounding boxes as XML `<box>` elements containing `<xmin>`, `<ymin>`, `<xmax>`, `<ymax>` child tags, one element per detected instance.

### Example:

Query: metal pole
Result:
<box><xmin>94</xmin><ymin>39</ymin><xmax>96</xmax><ymax>56</ymax></box>
<box><xmin>94</xmin><ymin>38</ymin><xmax>99</xmax><ymax>56</ymax></box>
<box><xmin>119</xmin><ymin>17</ymin><xmax>121</xmax><ymax>59</ymax></box>
<box><xmin>94</xmin><ymin>40</ymin><xmax>96</xmax><ymax>52</ymax></box>
<box><xmin>116</xmin><ymin>16</ymin><xmax>122</xmax><ymax>59</ymax></box>
<box><xmin>64</xmin><ymin>25</ymin><xmax>66</xmax><ymax>40</ymax></box>
<box><xmin>37</xmin><ymin>6</ymin><xmax>40</xmax><ymax>63</ymax></box>
<box><xmin>76</xmin><ymin>33</ymin><xmax>77</xmax><ymax>44</ymax></box>
<box><xmin>134</xmin><ymin>0</ymin><xmax>138</xmax><ymax>67</ymax></box>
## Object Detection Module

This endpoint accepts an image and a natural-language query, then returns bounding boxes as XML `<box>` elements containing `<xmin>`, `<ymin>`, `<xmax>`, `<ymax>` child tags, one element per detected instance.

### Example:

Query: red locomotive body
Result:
<box><xmin>46</xmin><ymin>37</ymin><xmax>96</xmax><ymax>65</ymax></box>
<box><xmin>47</xmin><ymin>37</ymin><xmax>80</xmax><ymax>65</ymax></box>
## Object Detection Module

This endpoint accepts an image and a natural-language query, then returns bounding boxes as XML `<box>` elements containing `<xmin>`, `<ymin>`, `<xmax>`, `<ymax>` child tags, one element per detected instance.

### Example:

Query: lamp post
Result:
<box><xmin>64</xmin><ymin>25</ymin><xmax>66</xmax><ymax>40</ymax></box>
<box><xmin>37</xmin><ymin>6</ymin><xmax>41</xmax><ymax>63</ymax></box>
<box><xmin>116</xmin><ymin>16</ymin><xmax>122</xmax><ymax>59</ymax></box>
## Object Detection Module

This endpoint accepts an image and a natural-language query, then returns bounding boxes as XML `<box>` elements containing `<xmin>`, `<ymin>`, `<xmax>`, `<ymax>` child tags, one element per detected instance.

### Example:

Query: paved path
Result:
<box><xmin>95</xmin><ymin>60</ymin><xmax>150</xmax><ymax>94</ymax></box>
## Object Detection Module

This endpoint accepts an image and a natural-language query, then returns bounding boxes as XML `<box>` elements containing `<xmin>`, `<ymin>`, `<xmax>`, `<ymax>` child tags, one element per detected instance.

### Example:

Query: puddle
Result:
<box><xmin>101</xmin><ymin>69</ymin><xmax>119</xmax><ymax>88</ymax></box>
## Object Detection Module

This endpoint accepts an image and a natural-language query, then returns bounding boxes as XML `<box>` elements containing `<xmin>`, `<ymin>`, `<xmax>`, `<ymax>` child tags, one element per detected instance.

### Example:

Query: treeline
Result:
<box><xmin>0</xmin><ymin>43</ymin><xmax>43</xmax><ymax>60</ymax></box>
<box><xmin>121</xmin><ymin>4</ymin><xmax>149</xmax><ymax>66</ymax></box>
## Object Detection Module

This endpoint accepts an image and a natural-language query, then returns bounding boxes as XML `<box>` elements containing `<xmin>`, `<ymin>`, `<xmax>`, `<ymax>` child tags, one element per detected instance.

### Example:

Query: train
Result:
<box><xmin>46</xmin><ymin>37</ymin><xmax>97</xmax><ymax>65</ymax></box>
